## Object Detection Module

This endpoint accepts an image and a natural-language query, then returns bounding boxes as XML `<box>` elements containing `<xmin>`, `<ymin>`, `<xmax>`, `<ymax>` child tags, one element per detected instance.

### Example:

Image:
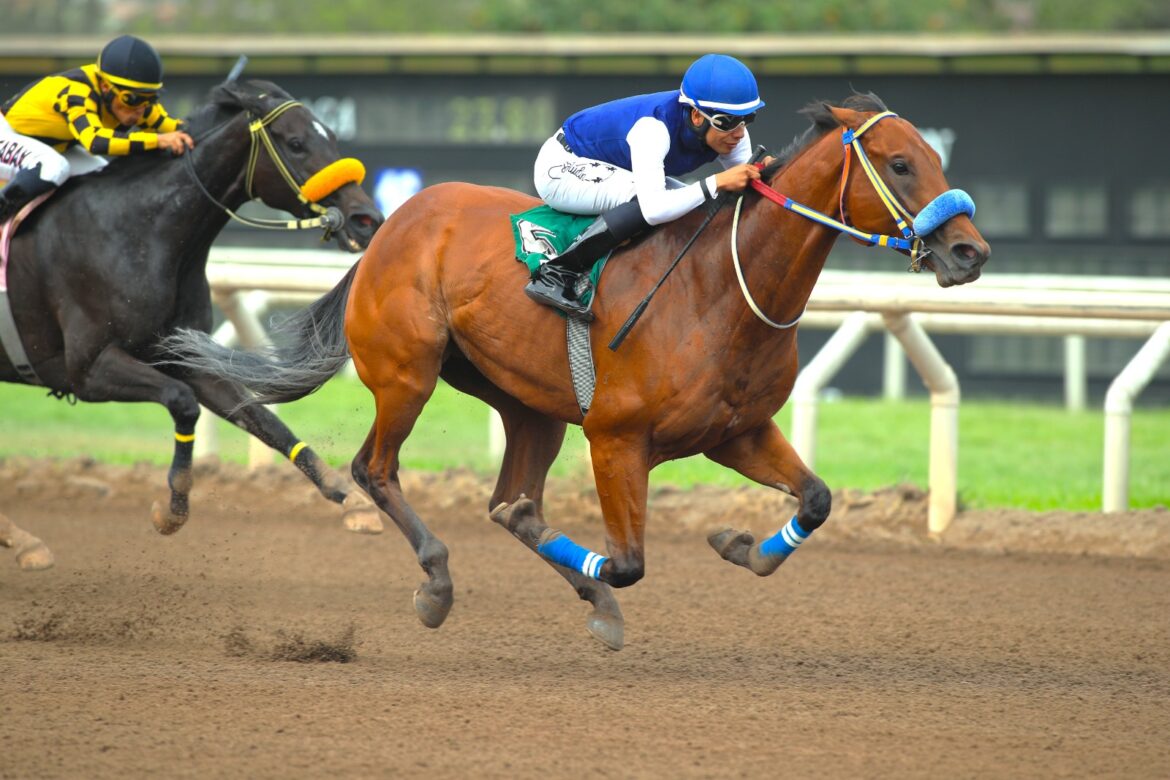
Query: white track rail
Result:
<box><xmin>203</xmin><ymin>249</ymin><xmax>1170</xmax><ymax>530</ymax></box>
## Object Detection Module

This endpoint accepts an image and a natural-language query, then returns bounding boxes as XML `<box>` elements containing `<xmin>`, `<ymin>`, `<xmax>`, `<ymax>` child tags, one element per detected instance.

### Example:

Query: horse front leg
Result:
<box><xmin>492</xmin><ymin>431</ymin><xmax>648</xmax><ymax>650</ymax></box>
<box><xmin>703</xmin><ymin>420</ymin><xmax>831</xmax><ymax>576</ymax></box>
<box><xmin>0</xmin><ymin>511</ymin><xmax>55</xmax><ymax>570</ymax></box>
<box><xmin>72</xmin><ymin>345</ymin><xmax>203</xmax><ymax>535</ymax></box>
<box><xmin>182</xmin><ymin>372</ymin><xmax>382</xmax><ymax>534</ymax></box>
<box><xmin>483</xmin><ymin>401</ymin><xmax>624</xmax><ymax>651</ymax></box>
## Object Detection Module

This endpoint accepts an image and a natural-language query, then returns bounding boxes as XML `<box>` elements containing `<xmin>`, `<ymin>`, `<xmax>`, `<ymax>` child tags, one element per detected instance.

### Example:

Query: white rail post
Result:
<box><xmin>1103</xmin><ymin>321</ymin><xmax>1170</xmax><ymax>512</ymax></box>
<box><xmin>883</xmin><ymin>331</ymin><xmax>907</xmax><ymax>400</ymax></box>
<box><xmin>208</xmin><ymin>290</ymin><xmax>277</xmax><ymax>469</ymax></box>
<box><xmin>789</xmin><ymin>311</ymin><xmax>875</xmax><ymax>467</ymax></box>
<box><xmin>882</xmin><ymin>312</ymin><xmax>960</xmax><ymax>535</ymax></box>
<box><xmin>1064</xmin><ymin>335</ymin><xmax>1087</xmax><ymax>412</ymax></box>
<box><xmin>192</xmin><ymin>315</ymin><xmax>240</xmax><ymax>461</ymax></box>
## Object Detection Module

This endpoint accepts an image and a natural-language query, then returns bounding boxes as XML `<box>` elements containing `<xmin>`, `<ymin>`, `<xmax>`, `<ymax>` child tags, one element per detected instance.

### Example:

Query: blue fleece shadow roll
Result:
<box><xmin>913</xmin><ymin>189</ymin><xmax>976</xmax><ymax>236</ymax></box>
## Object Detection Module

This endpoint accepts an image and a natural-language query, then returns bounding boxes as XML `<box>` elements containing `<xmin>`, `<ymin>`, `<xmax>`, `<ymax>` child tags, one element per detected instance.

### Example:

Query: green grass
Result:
<box><xmin>1</xmin><ymin>377</ymin><xmax>1167</xmax><ymax>511</ymax></box>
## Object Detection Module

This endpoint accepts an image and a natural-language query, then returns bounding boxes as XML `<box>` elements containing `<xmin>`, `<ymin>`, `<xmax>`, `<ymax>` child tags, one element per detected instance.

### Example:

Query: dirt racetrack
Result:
<box><xmin>2</xmin><ymin>456</ymin><xmax>1169</xmax><ymax>779</ymax></box>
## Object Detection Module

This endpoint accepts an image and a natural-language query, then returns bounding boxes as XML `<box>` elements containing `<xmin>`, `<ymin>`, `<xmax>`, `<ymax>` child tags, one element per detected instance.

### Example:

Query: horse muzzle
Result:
<box><xmin>912</xmin><ymin>189</ymin><xmax>989</xmax><ymax>287</ymax></box>
<box><xmin>920</xmin><ymin>218</ymin><xmax>991</xmax><ymax>287</ymax></box>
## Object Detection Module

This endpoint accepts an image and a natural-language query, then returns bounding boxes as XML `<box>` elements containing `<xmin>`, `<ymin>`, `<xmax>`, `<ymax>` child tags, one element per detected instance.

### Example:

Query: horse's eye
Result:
<box><xmin>288</xmin><ymin>138</ymin><xmax>306</xmax><ymax>153</ymax></box>
<box><xmin>892</xmin><ymin>160</ymin><xmax>911</xmax><ymax>175</ymax></box>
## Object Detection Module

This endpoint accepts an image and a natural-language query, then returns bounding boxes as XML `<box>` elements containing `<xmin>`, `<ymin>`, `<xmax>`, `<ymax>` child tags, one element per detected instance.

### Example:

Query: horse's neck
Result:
<box><xmin>726</xmin><ymin>139</ymin><xmax>844</xmax><ymax>326</ymax></box>
<box><xmin>153</xmin><ymin>117</ymin><xmax>252</xmax><ymax>258</ymax></box>
<box><xmin>185</xmin><ymin>116</ymin><xmax>254</xmax><ymax>212</ymax></box>
<box><xmin>626</xmin><ymin>142</ymin><xmax>843</xmax><ymax>355</ymax></box>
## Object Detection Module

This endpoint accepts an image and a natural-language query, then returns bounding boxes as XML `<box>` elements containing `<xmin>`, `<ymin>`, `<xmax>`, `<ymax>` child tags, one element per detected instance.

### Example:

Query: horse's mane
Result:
<box><xmin>759</xmin><ymin>92</ymin><xmax>888</xmax><ymax>181</ymax></box>
<box><xmin>182</xmin><ymin>79</ymin><xmax>293</xmax><ymax>137</ymax></box>
<box><xmin>89</xmin><ymin>79</ymin><xmax>293</xmax><ymax>179</ymax></box>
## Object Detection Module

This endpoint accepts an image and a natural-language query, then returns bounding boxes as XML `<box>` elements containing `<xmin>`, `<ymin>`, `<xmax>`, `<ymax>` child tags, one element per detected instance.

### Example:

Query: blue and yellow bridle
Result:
<box><xmin>731</xmin><ymin>111</ymin><xmax>977</xmax><ymax>330</ymax></box>
<box><xmin>751</xmin><ymin>111</ymin><xmax>976</xmax><ymax>272</ymax></box>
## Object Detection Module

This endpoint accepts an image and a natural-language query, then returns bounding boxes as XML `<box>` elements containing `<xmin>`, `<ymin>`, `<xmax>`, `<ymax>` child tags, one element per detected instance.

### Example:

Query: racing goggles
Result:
<box><xmin>696</xmin><ymin>108</ymin><xmax>756</xmax><ymax>133</ymax></box>
<box><xmin>111</xmin><ymin>86</ymin><xmax>157</xmax><ymax>107</ymax></box>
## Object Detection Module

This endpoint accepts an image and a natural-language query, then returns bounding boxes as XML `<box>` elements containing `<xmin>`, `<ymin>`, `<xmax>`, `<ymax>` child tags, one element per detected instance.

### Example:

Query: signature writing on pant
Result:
<box><xmin>548</xmin><ymin>161</ymin><xmax>617</xmax><ymax>184</ymax></box>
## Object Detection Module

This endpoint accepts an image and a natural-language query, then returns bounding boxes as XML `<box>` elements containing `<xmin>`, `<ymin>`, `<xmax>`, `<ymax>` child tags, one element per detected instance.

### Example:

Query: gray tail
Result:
<box><xmin>157</xmin><ymin>263</ymin><xmax>358</xmax><ymax>406</ymax></box>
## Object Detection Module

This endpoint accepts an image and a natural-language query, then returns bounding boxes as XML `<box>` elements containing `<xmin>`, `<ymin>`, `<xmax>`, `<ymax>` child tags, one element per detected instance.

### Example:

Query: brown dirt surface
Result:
<box><xmin>2</xmin><ymin>456</ymin><xmax>1169</xmax><ymax>779</ymax></box>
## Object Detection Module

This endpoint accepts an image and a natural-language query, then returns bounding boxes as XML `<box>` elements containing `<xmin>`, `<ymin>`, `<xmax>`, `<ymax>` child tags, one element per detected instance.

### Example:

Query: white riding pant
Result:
<box><xmin>0</xmin><ymin>112</ymin><xmax>107</xmax><ymax>187</ymax></box>
<box><xmin>534</xmin><ymin>135</ymin><xmax>637</xmax><ymax>216</ymax></box>
<box><xmin>533</xmin><ymin>134</ymin><xmax>692</xmax><ymax>217</ymax></box>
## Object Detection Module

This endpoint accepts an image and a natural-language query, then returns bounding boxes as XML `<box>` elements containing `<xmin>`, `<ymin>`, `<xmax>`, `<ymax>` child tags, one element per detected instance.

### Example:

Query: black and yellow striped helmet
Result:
<box><xmin>97</xmin><ymin>35</ymin><xmax>164</xmax><ymax>92</ymax></box>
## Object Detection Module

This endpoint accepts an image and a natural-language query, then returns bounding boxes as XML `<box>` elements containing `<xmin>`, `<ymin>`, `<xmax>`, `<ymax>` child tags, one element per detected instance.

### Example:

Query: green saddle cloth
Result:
<box><xmin>510</xmin><ymin>205</ymin><xmax>611</xmax><ymax>305</ymax></box>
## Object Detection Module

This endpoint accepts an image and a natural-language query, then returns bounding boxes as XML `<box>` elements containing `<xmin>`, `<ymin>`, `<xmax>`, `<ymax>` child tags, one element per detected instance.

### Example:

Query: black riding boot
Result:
<box><xmin>0</xmin><ymin>166</ymin><xmax>56</xmax><ymax>225</ymax></box>
<box><xmin>524</xmin><ymin>198</ymin><xmax>650</xmax><ymax>319</ymax></box>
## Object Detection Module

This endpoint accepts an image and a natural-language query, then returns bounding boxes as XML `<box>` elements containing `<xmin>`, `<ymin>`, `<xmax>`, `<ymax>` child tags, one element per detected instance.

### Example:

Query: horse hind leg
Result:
<box><xmin>351</xmin><ymin>381</ymin><xmax>454</xmax><ymax>629</ymax></box>
<box><xmin>67</xmin><ymin>344</ymin><xmax>201</xmax><ymax>535</ymax></box>
<box><xmin>183</xmin><ymin>372</ymin><xmax>383</xmax><ymax>534</ymax></box>
<box><xmin>356</xmin><ymin>451</ymin><xmax>451</xmax><ymax>628</ymax></box>
<box><xmin>0</xmin><ymin>512</ymin><xmax>55</xmax><ymax>571</ymax></box>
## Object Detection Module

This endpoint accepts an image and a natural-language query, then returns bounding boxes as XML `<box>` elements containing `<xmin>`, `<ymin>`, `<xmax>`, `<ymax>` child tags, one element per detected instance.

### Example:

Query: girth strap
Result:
<box><xmin>0</xmin><ymin>195</ymin><xmax>53</xmax><ymax>385</ymax></box>
<box><xmin>567</xmin><ymin>274</ymin><xmax>597</xmax><ymax>415</ymax></box>
<box><xmin>0</xmin><ymin>291</ymin><xmax>40</xmax><ymax>384</ymax></box>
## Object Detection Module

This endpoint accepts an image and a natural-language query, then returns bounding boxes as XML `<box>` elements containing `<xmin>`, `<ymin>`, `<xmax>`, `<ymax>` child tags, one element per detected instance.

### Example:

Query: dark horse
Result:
<box><xmin>0</xmin><ymin>78</ymin><xmax>385</xmax><ymax>570</ymax></box>
<box><xmin>162</xmin><ymin>94</ymin><xmax>989</xmax><ymax>649</ymax></box>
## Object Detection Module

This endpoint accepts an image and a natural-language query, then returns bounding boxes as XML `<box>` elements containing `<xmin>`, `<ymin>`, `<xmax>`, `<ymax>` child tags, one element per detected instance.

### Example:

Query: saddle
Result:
<box><xmin>510</xmin><ymin>205</ymin><xmax>610</xmax><ymax>302</ymax></box>
<box><xmin>510</xmin><ymin>205</ymin><xmax>608</xmax><ymax>416</ymax></box>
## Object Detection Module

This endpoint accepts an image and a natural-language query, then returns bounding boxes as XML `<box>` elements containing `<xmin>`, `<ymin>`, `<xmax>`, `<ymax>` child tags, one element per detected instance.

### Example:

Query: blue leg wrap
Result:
<box><xmin>758</xmin><ymin>516</ymin><xmax>811</xmax><ymax>558</ymax></box>
<box><xmin>537</xmin><ymin>532</ymin><xmax>608</xmax><ymax>579</ymax></box>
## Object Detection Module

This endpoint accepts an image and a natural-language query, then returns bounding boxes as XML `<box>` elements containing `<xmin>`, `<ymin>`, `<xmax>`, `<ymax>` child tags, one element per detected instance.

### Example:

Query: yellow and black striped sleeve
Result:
<box><xmin>142</xmin><ymin>102</ymin><xmax>184</xmax><ymax>135</ymax></box>
<box><xmin>55</xmin><ymin>81</ymin><xmax>162</xmax><ymax>156</ymax></box>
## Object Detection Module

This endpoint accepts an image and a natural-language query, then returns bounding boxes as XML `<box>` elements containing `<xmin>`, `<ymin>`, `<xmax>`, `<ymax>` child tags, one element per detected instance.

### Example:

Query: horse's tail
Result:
<box><xmin>158</xmin><ymin>263</ymin><xmax>358</xmax><ymax>406</ymax></box>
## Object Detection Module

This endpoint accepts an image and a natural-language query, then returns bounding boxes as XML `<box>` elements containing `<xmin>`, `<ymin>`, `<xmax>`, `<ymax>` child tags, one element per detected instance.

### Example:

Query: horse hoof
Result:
<box><xmin>343</xmin><ymin>510</ymin><xmax>384</xmax><ymax>534</ymax></box>
<box><xmin>413</xmin><ymin>587</ymin><xmax>452</xmax><ymax>629</ymax></box>
<box><xmin>341</xmin><ymin>491</ymin><xmax>383</xmax><ymax>534</ymax></box>
<box><xmin>707</xmin><ymin>527</ymin><xmax>755</xmax><ymax>564</ymax></box>
<box><xmin>150</xmin><ymin>501</ymin><xmax>188</xmax><ymax>536</ymax></box>
<box><xmin>709</xmin><ymin>527</ymin><xmax>785</xmax><ymax>576</ymax></box>
<box><xmin>16</xmin><ymin>542</ymin><xmax>55</xmax><ymax>571</ymax></box>
<box><xmin>586</xmin><ymin>611</ymin><xmax>624</xmax><ymax>651</ymax></box>
<box><xmin>489</xmin><ymin>496</ymin><xmax>545</xmax><ymax>549</ymax></box>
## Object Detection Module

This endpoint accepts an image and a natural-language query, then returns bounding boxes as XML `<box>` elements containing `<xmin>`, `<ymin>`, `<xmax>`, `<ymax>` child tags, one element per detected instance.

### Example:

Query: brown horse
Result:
<box><xmin>161</xmin><ymin>94</ymin><xmax>989</xmax><ymax>650</ymax></box>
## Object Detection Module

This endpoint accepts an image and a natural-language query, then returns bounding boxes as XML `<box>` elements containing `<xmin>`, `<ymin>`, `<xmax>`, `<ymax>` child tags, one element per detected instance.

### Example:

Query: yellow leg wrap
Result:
<box><xmin>288</xmin><ymin>441</ymin><xmax>308</xmax><ymax>463</ymax></box>
<box><xmin>174</xmin><ymin>432</ymin><xmax>196</xmax><ymax>443</ymax></box>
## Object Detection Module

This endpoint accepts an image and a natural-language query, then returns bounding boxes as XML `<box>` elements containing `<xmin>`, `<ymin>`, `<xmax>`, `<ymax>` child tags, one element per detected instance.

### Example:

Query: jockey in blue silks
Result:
<box><xmin>527</xmin><ymin>53</ymin><xmax>771</xmax><ymax>318</ymax></box>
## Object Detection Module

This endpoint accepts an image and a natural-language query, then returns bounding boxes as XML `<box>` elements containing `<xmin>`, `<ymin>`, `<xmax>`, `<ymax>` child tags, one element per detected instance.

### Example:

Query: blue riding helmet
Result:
<box><xmin>678</xmin><ymin>54</ymin><xmax>764</xmax><ymax>116</ymax></box>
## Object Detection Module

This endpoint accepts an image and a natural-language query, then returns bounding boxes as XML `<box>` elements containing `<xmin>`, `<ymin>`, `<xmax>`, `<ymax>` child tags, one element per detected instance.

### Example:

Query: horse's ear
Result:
<box><xmin>798</xmin><ymin>100</ymin><xmax>841</xmax><ymax>133</ymax></box>
<box><xmin>215</xmin><ymin>79</ymin><xmax>257</xmax><ymax>112</ymax></box>
<box><xmin>217</xmin><ymin>79</ymin><xmax>246</xmax><ymax>100</ymax></box>
<box><xmin>828</xmin><ymin>106</ymin><xmax>865</xmax><ymax>130</ymax></box>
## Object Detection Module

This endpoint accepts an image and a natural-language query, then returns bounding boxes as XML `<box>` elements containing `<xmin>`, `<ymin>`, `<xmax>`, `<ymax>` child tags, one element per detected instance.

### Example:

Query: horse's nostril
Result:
<box><xmin>953</xmin><ymin>243</ymin><xmax>981</xmax><ymax>263</ymax></box>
